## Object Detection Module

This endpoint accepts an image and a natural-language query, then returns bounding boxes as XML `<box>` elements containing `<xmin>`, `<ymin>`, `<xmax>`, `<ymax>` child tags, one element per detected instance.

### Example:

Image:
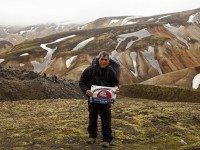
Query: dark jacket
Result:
<box><xmin>79</xmin><ymin>63</ymin><xmax>119</xmax><ymax>95</ymax></box>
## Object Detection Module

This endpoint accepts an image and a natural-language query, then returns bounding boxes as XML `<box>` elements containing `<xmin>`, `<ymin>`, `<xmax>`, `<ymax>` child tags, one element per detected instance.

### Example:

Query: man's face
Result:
<box><xmin>98</xmin><ymin>55</ymin><xmax>110</xmax><ymax>68</ymax></box>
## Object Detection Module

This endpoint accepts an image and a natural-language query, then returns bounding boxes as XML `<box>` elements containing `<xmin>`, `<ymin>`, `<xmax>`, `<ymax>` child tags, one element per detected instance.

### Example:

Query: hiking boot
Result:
<box><xmin>101</xmin><ymin>141</ymin><xmax>110</xmax><ymax>148</ymax></box>
<box><xmin>86</xmin><ymin>138</ymin><xmax>96</xmax><ymax>144</ymax></box>
<box><xmin>109</xmin><ymin>139</ymin><xmax>114</xmax><ymax>145</ymax></box>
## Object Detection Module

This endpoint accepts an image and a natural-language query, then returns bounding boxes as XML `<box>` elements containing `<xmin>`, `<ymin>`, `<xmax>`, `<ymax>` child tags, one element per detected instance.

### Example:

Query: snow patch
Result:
<box><xmin>120</xmin><ymin>29</ymin><xmax>150</xmax><ymax>41</ymax></box>
<box><xmin>52</xmin><ymin>35</ymin><xmax>76</xmax><ymax>43</ymax></box>
<box><xmin>111</xmin><ymin>50</ymin><xmax>120</xmax><ymax>60</ymax></box>
<box><xmin>78</xmin><ymin>24</ymin><xmax>88</xmax><ymax>30</ymax></box>
<box><xmin>142</xmin><ymin>46</ymin><xmax>162</xmax><ymax>74</ymax></box>
<box><xmin>32</xmin><ymin>35</ymin><xmax>76</xmax><ymax>72</ymax></box>
<box><xmin>20</xmin><ymin>63</ymin><xmax>25</xmax><ymax>67</ymax></box>
<box><xmin>66</xmin><ymin>55</ymin><xmax>77</xmax><ymax>68</ymax></box>
<box><xmin>126</xmin><ymin>41</ymin><xmax>134</xmax><ymax>49</ymax></box>
<box><xmin>192</xmin><ymin>73</ymin><xmax>200</xmax><ymax>89</ymax></box>
<box><xmin>20</xmin><ymin>53</ymin><xmax>29</xmax><ymax>56</ymax></box>
<box><xmin>31</xmin><ymin>60</ymin><xmax>45</xmax><ymax>73</ymax></box>
<box><xmin>109</xmin><ymin>19</ymin><xmax>119</xmax><ymax>25</ymax></box>
<box><xmin>0</xmin><ymin>59</ymin><xmax>4</xmax><ymax>63</ymax></box>
<box><xmin>41</xmin><ymin>43</ymin><xmax>57</xmax><ymax>61</ymax></box>
<box><xmin>122</xmin><ymin>16</ymin><xmax>136</xmax><ymax>25</ymax></box>
<box><xmin>158</xmin><ymin>15</ymin><xmax>171</xmax><ymax>20</ymax></box>
<box><xmin>116</xmin><ymin>29</ymin><xmax>151</xmax><ymax>49</ymax></box>
<box><xmin>72</xmin><ymin>37</ymin><xmax>94</xmax><ymax>51</ymax></box>
<box><xmin>167</xmin><ymin>42</ymin><xmax>171</xmax><ymax>46</ymax></box>
<box><xmin>20</xmin><ymin>31</ymin><xmax>26</xmax><ymax>35</ymax></box>
<box><xmin>27</xmin><ymin>27</ymin><xmax>35</xmax><ymax>33</ymax></box>
<box><xmin>126</xmin><ymin>21</ymin><xmax>137</xmax><ymax>25</ymax></box>
<box><xmin>165</xmin><ymin>24</ymin><xmax>189</xmax><ymax>48</ymax></box>
<box><xmin>130</xmin><ymin>52</ymin><xmax>138</xmax><ymax>77</ymax></box>
<box><xmin>187</xmin><ymin>13</ymin><xmax>200</xmax><ymax>23</ymax></box>
<box><xmin>148</xmin><ymin>18</ymin><xmax>154</xmax><ymax>21</ymax></box>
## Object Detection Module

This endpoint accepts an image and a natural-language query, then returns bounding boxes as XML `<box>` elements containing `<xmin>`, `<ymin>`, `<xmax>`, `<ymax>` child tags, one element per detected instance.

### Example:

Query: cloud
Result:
<box><xmin>0</xmin><ymin>0</ymin><xmax>199</xmax><ymax>25</ymax></box>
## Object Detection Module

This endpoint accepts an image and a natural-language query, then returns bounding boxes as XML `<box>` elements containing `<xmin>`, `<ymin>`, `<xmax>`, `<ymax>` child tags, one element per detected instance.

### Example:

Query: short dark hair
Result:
<box><xmin>98</xmin><ymin>51</ymin><xmax>110</xmax><ymax>59</ymax></box>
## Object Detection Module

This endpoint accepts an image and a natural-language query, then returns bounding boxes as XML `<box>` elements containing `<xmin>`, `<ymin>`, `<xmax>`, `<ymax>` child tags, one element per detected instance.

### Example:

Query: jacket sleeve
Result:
<box><xmin>79</xmin><ymin>66</ymin><xmax>93</xmax><ymax>94</ymax></box>
<box><xmin>108</xmin><ymin>66</ymin><xmax>119</xmax><ymax>86</ymax></box>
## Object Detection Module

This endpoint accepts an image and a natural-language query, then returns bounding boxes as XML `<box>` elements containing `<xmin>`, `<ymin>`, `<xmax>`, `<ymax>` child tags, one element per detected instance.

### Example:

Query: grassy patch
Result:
<box><xmin>0</xmin><ymin>98</ymin><xmax>199</xmax><ymax>149</ymax></box>
<box><xmin>120</xmin><ymin>84</ymin><xmax>200</xmax><ymax>103</ymax></box>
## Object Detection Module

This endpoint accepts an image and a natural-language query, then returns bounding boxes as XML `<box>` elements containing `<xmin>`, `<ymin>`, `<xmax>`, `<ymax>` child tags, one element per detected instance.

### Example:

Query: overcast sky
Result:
<box><xmin>0</xmin><ymin>0</ymin><xmax>200</xmax><ymax>26</ymax></box>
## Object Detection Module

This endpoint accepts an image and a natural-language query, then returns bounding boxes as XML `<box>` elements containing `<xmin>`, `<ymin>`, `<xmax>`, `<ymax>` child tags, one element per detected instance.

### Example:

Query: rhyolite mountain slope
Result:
<box><xmin>0</xmin><ymin>8</ymin><xmax>200</xmax><ymax>89</ymax></box>
<box><xmin>0</xmin><ymin>23</ymin><xmax>81</xmax><ymax>45</ymax></box>
<box><xmin>79</xmin><ymin>8</ymin><xmax>200</xmax><ymax>29</ymax></box>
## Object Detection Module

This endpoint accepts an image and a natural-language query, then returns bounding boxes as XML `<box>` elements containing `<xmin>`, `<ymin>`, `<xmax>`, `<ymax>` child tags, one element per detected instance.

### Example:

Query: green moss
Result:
<box><xmin>0</xmin><ymin>98</ymin><xmax>200</xmax><ymax>149</ymax></box>
<box><xmin>153</xmin><ymin>134</ymin><xmax>182</xmax><ymax>149</ymax></box>
<box><xmin>120</xmin><ymin>84</ymin><xmax>200</xmax><ymax>103</ymax></box>
<box><xmin>181</xmin><ymin>142</ymin><xmax>200</xmax><ymax>150</ymax></box>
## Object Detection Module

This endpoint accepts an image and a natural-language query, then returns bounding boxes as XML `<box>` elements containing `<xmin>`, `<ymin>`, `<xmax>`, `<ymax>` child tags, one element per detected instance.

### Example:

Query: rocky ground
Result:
<box><xmin>0</xmin><ymin>66</ymin><xmax>84</xmax><ymax>100</ymax></box>
<box><xmin>0</xmin><ymin>98</ymin><xmax>200</xmax><ymax>150</ymax></box>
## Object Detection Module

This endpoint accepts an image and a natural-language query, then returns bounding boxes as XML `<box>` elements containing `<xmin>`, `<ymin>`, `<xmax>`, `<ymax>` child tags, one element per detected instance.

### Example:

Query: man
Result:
<box><xmin>79</xmin><ymin>51</ymin><xmax>119</xmax><ymax>147</ymax></box>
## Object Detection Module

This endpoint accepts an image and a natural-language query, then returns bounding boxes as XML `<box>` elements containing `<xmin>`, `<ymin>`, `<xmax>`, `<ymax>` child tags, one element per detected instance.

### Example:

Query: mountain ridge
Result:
<box><xmin>0</xmin><ymin>8</ymin><xmax>200</xmax><ymax>89</ymax></box>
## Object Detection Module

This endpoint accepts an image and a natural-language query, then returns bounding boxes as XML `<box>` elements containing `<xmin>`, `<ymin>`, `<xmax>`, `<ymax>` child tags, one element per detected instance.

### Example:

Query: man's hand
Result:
<box><xmin>86</xmin><ymin>90</ymin><xmax>93</xmax><ymax>97</ymax></box>
<box><xmin>114</xmin><ymin>86</ymin><xmax>119</xmax><ymax>94</ymax></box>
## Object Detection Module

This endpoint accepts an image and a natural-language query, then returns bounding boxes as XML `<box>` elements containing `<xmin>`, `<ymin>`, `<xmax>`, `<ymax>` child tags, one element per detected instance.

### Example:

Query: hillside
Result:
<box><xmin>119</xmin><ymin>84</ymin><xmax>200</xmax><ymax>103</ymax></box>
<box><xmin>0</xmin><ymin>23</ymin><xmax>81</xmax><ymax>45</ymax></box>
<box><xmin>0</xmin><ymin>66</ymin><xmax>199</xmax><ymax>102</ymax></box>
<box><xmin>0</xmin><ymin>98</ymin><xmax>199</xmax><ymax>149</ymax></box>
<box><xmin>0</xmin><ymin>8</ymin><xmax>200</xmax><ymax>89</ymax></box>
<box><xmin>141</xmin><ymin>66</ymin><xmax>200</xmax><ymax>89</ymax></box>
<box><xmin>0</xmin><ymin>66</ymin><xmax>83</xmax><ymax>100</ymax></box>
<box><xmin>80</xmin><ymin>8</ymin><xmax>200</xmax><ymax>29</ymax></box>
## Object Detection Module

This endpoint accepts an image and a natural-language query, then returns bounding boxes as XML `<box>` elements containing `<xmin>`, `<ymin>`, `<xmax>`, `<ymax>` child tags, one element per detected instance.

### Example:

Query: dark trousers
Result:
<box><xmin>88</xmin><ymin>103</ymin><xmax>113</xmax><ymax>142</ymax></box>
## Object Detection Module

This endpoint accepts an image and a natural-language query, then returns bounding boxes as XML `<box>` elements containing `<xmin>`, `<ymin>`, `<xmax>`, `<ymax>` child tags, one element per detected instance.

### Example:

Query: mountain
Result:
<box><xmin>0</xmin><ymin>40</ymin><xmax>13</xmax><ymax>49</ymax></box>
<box><xmin>1</xmin><ymin>9</ymin><xmax>200</xmax><ymax>149</ymax></box>
<box><xmin>0</xmin><ymin>8</ymin><xmax>200</xmax><ymax>89</ymax></box>
<box><xmin>0</xmin><ymin>23</ymin><xmax>81</xmax><ymax>45</ymax></box>
<box><xmin>141</xmin><ymin>66</ymin><xmax>200</xmax><ymax>89</ymax></box>
<box><xmin>79</xmin><ymin>8</ymin><xmax>200</xmax><ymax>29</ymax></box>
